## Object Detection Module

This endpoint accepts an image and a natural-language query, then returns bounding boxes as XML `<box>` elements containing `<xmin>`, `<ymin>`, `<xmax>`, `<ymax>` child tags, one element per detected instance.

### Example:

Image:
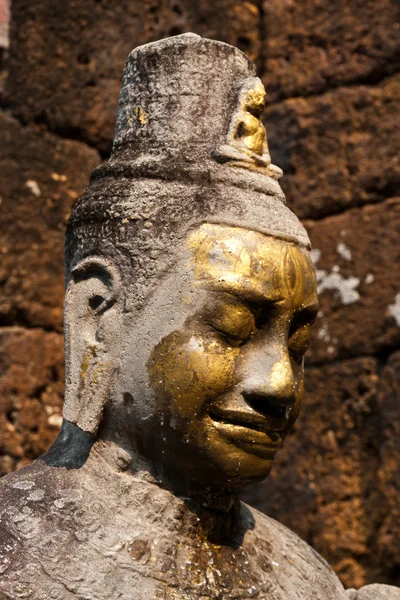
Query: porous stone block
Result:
<box><xmin>305</xmin><ymin>197</ymin><xmax>400</xmax><ymax>363</ymax></box>
<box><xmin>0</xmin><ymin>111</ymin><xmax>100</xmax><ymax>331</ymax></box>
<box><xmin>262</xmin><ymin>0</ymin><xmax>400</xmax><ymax>102</ymax></box>
<box><xmin>376</xmin><ymin>351</ymin><xmax>400</xmax><ymax>578</ymax></box>
<box><xmin>6</xmin><ymin>0</ymin><xmax>260</xmax><ymax>152</ymax></box>
<box><xmin>265</xmin><ymin>75</ymin><xmax>400</xmax><ymax>218</ymax></box>
<box><xmin>0</xmin><ymin>328</ymin><xmax>64</xmax><ymax>476</ymax></box>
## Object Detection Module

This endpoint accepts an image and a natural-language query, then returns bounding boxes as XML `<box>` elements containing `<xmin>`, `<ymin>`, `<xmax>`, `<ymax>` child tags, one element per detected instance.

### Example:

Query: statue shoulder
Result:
<box><xmin>242</xmin><ymin>502</ymin><xmax>348</xmax><ymax>599</ymax></box>
<box><xmin>245</xmin><ymin>501</ymin><xmax>335</xmax><ymax>569</ymax></box>
<box><xmin>0</xmin><ymin>460</ymin><xmax>80</xmax><ymax>598</ymax></box>
<box><xmin>347</xmin><ymin>585</ymin><xmax>400</xmax><ymax>599</ymax></box>
<box><xmin>0</xmin><ymin>457</ymin><xmax>71</xmax><ymax>510</ymax></box>
<box><xmin>0</xmin><ymin>458</ymin><xmax>53</xmax><ymax>508</ymax></box>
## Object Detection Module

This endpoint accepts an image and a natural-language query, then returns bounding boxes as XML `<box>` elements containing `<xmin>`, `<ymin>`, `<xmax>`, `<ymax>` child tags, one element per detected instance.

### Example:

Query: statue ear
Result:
<box><xmin>63</xmin><ymin>257</ymin><xmax>121</xmax><ymax>434</ymax></box>
<box><xmin>69</xmin><ymin>256</ymin><xmax>121</xmax><ymax>317</ymax></box>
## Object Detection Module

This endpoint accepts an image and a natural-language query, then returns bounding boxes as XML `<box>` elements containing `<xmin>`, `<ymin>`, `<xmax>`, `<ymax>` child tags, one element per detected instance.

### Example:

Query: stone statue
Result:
<box><xmin>0</xmin><ymin>33</ymin><xmax>398</xmax><ymax>600</ymax></box>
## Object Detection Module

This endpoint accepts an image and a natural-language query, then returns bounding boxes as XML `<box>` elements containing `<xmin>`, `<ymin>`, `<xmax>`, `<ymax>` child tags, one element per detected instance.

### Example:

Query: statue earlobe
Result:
<box><xmin>63</xmin><ymin>257</ymin><xmax>121</xmax><ymax>435</ymax></box>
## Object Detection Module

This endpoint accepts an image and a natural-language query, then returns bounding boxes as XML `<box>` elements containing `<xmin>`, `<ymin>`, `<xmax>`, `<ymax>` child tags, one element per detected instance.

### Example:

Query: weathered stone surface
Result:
<box><xmin>376</xmin><ymin>352</ymin><xmax>400</xmax><ymax>583</ymax></box>
<box><xmin>0</xmin><ymin>328</ymin><xmax>64</xmax><ymax>477</ymax></box>
<box><xmin>305</xmin><ymin>197</ymin><xmax>400</xmax><ymax>364</ymax></box>
<box><xmin>262</xmin><ymin>0</ymin><xmax>400</xmax><ymax>102</ymax></box>
<box><xmin>351</xmin><ymin>584</ymin><xmax>400</xmax><ymax>599</ymax></box>
<box><xmin>0</xmin><ymin>447</ymin><xmax>349</xmax><ymax>599</ymax></box>
<box><xmin>1</xmin><ymin>1</ymin><xmax>399</xmax><ymax>591</ymax></box>
<box><xmin>6</xmin><ymin>0</ymin><xmax>261</xmax><ymax>152</ymax></box>
<box><xmin>266</xmin><ymin>75</ymin><xmax>400</xmax><ymax>219</ymax></box>
<box><xmin>0</xmin><ymin>111</ymin><xmax>100</xmax><ymax>331</ymax></box>
<box><xmin>244</xmin><ymin>355</ymin><xmax>400</xmax><ymax>588</ymax></box>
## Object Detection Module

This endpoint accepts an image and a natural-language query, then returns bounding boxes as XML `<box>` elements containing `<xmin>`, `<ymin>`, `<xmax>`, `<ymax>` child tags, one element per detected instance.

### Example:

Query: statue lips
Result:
<box><xmin>208</xmin><ymin>403</ymin><xmax>288</xmax><ymax>457</ymax></box>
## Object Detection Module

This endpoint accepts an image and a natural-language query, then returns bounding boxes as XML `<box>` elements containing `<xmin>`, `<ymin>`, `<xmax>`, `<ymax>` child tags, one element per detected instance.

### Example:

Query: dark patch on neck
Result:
<box><xmin>42</xmin><ymin>419</ymin><xmax>95</xmax><ymax>469</ymax></box>
<box><xmin>181</xmin><ymin>496</ymin><xmax>252</xmax><ymax>548</ymax></box>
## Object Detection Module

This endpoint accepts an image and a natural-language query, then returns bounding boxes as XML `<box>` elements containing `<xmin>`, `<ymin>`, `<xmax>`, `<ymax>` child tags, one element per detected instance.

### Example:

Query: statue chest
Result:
<box><xmin>0</xmin><ymin>463</ymin><xmax>347</xmax><ymax>600</ymax></box>
<box><xmin>0</xmin><ymin>516</ymin><xmax>341</xmax><ymax>600</ymax></box>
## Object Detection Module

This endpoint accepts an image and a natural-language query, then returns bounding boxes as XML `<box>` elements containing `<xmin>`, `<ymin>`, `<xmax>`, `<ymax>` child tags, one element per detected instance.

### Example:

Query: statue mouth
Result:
<box><xmin>208</xmin><ymin>405</ymin><xmax>288</xmax><ymax>441</ymax></box>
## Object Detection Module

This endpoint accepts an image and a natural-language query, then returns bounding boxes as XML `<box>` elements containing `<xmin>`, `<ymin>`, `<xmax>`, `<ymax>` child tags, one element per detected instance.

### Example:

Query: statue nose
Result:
<box><xmin>240</xmin><ymin>347</ymin><xmax>296</xmax><ymax>421</ymax></box>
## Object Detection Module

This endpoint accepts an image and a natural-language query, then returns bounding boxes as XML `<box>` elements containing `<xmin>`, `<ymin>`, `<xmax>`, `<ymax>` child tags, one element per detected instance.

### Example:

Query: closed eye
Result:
<box><xmin>206</xmin><ymin>322</ymin><xmax>252</xmax><ymax>347</ymax></box>
<box><xmin>288</xmin><ymin>306</ymin><xmax>318</xmax><ymax>363</ymax></box>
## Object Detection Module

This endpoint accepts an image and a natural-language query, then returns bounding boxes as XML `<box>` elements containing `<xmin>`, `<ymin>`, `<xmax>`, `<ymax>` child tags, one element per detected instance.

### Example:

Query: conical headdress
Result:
<box><xmin>66</xmin><ymin>33</ymin><xmax>310</xmax><ymax>306</ymax></box>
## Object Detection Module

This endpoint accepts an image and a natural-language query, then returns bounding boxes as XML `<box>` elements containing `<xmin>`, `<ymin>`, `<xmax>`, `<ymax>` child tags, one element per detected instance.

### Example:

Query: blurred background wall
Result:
<box><xmin>0</xmin><ymin>0</ymin><xmax>399</xmax><ymax>589</ymax></box>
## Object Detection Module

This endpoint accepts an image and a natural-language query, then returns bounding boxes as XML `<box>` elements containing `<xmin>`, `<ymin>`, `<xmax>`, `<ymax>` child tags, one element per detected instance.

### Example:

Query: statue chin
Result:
<box><xmin>0</xmin><ymin>33</ymin><xmax>397</xmax><ymax>600</ymax></box>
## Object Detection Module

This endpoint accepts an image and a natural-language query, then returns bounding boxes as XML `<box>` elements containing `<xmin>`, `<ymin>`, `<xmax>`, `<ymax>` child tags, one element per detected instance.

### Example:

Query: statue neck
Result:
<box><xmin>90</xmin><ymin>438</ymin><xmax>245</xmax><ymax>544</ymax></box>
<box><xmin>98</xmin><ymin>427</ymin><xmax>239</xmax><ymax>514</ymax></box>
<box><xmin>94</xmin><ymin>403</ymin><xmax>241</xmax><ymax>514</ymax></box>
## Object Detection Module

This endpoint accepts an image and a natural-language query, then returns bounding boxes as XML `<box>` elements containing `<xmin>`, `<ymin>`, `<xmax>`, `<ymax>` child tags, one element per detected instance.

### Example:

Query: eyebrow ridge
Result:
<box><xmin>202</xmin><ymin>282</ymin><xmax>286</xmax><ymax>308</ymax></box>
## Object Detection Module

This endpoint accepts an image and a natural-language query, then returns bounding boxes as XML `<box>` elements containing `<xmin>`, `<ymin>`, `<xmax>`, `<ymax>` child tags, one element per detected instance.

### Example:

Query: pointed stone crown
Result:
<box><xmin>107</xmin><ymin>33</ymin><xmax>282</xmax><ymax>184</ymax></box>
<box><xmin>68</xmin><ymin>33</ymin><xmax>311</xmax><ymax>285</ymax></box>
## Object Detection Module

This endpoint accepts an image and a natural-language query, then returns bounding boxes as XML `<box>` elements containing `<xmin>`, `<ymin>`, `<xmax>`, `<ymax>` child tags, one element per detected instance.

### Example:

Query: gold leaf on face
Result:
<box><xmin>144</xmin><ymin>224</ymin><xmax>318</xmax><ymax>489</ymax></box>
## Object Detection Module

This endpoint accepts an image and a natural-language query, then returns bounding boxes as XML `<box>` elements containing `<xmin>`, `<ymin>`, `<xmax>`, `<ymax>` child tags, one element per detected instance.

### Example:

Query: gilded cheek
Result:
<box><xmin>149</xmin><ymin>332</ymin><xmax>239</xmax><ymax>418</ymax></box>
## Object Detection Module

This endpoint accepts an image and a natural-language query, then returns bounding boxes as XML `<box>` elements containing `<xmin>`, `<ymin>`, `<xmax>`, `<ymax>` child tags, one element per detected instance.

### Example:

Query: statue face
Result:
<box><xmin>117</xmin><ymin>224</ymin><xmax>318</xmax><ymax>493</ymax></box>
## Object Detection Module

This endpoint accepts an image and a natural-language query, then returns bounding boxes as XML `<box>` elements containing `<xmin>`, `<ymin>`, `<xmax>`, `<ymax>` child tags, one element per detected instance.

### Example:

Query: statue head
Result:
<box><xmin>61</xmin><ymin>34</ymin><xmax>318</xmax><ymax>497</ymax></box>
